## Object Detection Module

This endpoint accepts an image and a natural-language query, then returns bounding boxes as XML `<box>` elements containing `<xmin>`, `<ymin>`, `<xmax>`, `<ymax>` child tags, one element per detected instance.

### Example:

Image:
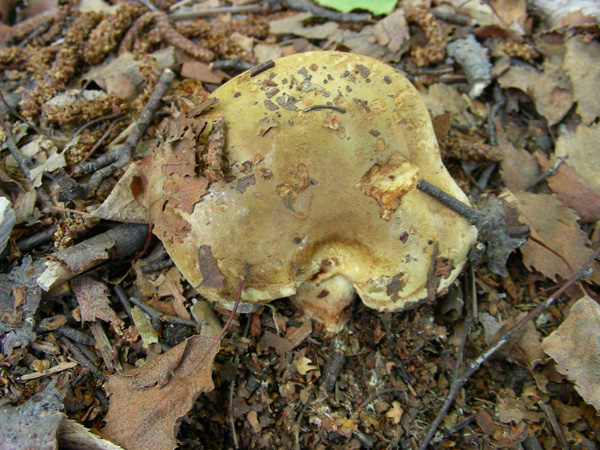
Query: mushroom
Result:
<box><xmin>133</xmin><ymin>51</ymin><xmax>478</xmax><ymax>331</ymax></box>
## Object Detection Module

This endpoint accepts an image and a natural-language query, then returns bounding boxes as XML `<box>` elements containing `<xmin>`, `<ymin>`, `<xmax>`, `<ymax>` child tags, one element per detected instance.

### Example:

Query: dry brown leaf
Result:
<box><xmin>103</xmin><ymin>335</ymin><xmax>219</xmax><ymax>450</ymax></box>
<box><xmin>509</xmin><ymin>320</ymin><xmax>546</xmax><ymax>370</ymax></box>
<box><xmin>180</xmin><ymin>61</ymin><xmax>227</xmax><ymax>84</ymax></box>
<box><xmin>564</xmin><ymin>36</ymin><xmax>600</xmax><ymax>125</ymax></box>
<box><xmin>541</xmin><ymin>296</ymin><xmax>600</xmax><ymax>412</ymax></box>
<box><xmin>536</xmin><ymin>153</ymin><xmax>600</xmax><ymax>224</ymax></box>
<box><xmin>71</xmin><ymin>276</ymin><xmax>123</xmax><ymax>331</ymax></box>
<box><xmin>156</xmin><ymin>266</ymin><xmax>191</xmax><ymax>320</ymax></box>
<box><xmin>269</xmin><ymin>13</ymin><xmax>338</xmax><ymax>40</ymax></box>
<box><xmin>489</xmin><ymin>0</ymin><xmax>527</xmax><ymax>34</ymax></box>
<box><xmin>197</xmin><ymin>245</ymin><xmax>225</xmax><ymax>290</ymax></box>
<box><xmin>554</xmin><ymin>124</ymin><xmax>600</xmax><ymax>190</ymax></box>
<box><xmin>498</xmin><ymin>126</ymin><xmax>540</xmax><ymax>192</ymax></box>
<box><xmin>515</xmin><ymin>192</ymin><xmax>600</xmax><ymax>284</ymax></box>
<box><xmin>496</xmin><ymin>395</ymin><xmax>543</xmax><ymax>424</ymax></box>
<box><xmin>498</xmin><ymin>64</ymin><xmax>572</xmax><ymax>125</ymax></box>
<box><xmin>91</xmin><ymin>163</ymin><xmax>148</xmax><ymax>223</ymax></box>
<box><xmin>385</xmin><ymin>401</ymin><xmax>404</xmax><ymax>424</ymax></box>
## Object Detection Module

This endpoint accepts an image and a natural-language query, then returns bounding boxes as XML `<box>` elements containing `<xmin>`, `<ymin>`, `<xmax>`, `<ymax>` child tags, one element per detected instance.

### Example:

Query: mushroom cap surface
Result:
<box><xmin>142</xmin><ymin>51</ymin><xmax>477</xmax><ymax>313</ymax></box>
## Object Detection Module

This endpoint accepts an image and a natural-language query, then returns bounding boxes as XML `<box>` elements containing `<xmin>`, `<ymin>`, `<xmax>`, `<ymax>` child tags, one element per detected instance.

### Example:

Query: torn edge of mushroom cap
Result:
<box><xmin>291</xmin><ymin>275</ymin><xmax>357</xmax><ymax>332</ymax></box>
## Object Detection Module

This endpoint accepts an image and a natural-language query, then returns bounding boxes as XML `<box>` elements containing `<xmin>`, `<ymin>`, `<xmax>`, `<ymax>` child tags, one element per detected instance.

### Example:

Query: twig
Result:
<box><xmin>210</xmin><ymin>58</ymin><xmax>254</xmax><ymax>72</ymax></box>
<box><xmin>294</xmin><ymin>392</ymin><xmax>315</xmax><ymax>450</ymax></box>
<box><xmin>525</xmin><ymin>157</ymin><xmax>566</xmax><ymax>191</ymax></box>
<box><xmin>71</xmin><ymin>114</ymin><xmax>127</xmax><ymax>171</ymax></box>
<box><xmin>250</xmin><ymin>60</ymin><xmax>275</xmax><ymax>77</ymax></box>
<box><xmin>74</xmin><ymin>68</ymin><xmax>175</xmax><ymax>195</ymax></box>
<box><xmin>72</xmin><ymin>113</ymin><xmax>123</xmax><ymax>139</ymax></box>
<box><xmin>129</xmin><ymin>296</ymin><xmax>197</xmax><ymax>328</ymax></box>
<box><xmin>452</xmin><ymin>318</ymin><xmax>472</xmax><ymax>383</ymax></box>
<box><xmin>432</xmin><ymin>415</ymin><xmax>476</xmax><ymax>443</ymax></box>
<box><xmin>59</xmin><ymin>336</ymin><xmax>105</xmax><ymax>381</ymax></box>
<box><xmin>141</xmin><ymin>257</ymin><xmax>174</xmax><ymax>274</ymax></box>
<box><xmin>303</xmin><ymin>105</ymin><xmax>347</xmax><ymax>113</ymax></box>
<box><xmin>55</xmin><ymin>326</ymin><xmax>96</xmax><ymax>346</ymax></box>
<box><xmin>49</xmin><ymin>168</ymin><xmax>90</xmax><ymax>201</ymax></box>
<box><xmin>227</xmin><ymin>378</ymin><xmax>239</xmax><ymax>449</ymax></box>
<box><xmin>538</xmin><ymin>401</ymin><xmax>569</xmax><ymax>450</ymax></box>
<box><xmin>283</xmin><ymin>0</ymin><xmax>372</xmax><ymax>23</ymax></box>
<box><xmin>90</xmin><ymin>321</ymin><xmax>121</xmax><ymax>371</ymax></box>
<box><xmin>48</xmin><ymin>205</ymin><xmax>94</xmax><ymax>218</ymax></box>
<box><xmin>418</xmin><ymin>180</ymin><xmax>484</xmax><ymax>227</ymax></box>
<box><xmin>4</xmin><ymin>128</ymin><xmax>32</xmax><ymax>178</ymax></box>
<box><xmin>114</xmin><ymin>285</ymin><xmax>134</xmax><ymax>322</ymax></box>
<box><xmin>417</xmin><ymin>247</ymin><xmax>600</xmax><ymax>450</ymax></box>
<box><xmin>1</xmin><ymin>225</ymin><xmax>57</xmax><ymax>259</ymax></box>
<box><xmin>487</xmin><ymin>85</ymin><xmax>505</xmax><ymax>147</ymax></box>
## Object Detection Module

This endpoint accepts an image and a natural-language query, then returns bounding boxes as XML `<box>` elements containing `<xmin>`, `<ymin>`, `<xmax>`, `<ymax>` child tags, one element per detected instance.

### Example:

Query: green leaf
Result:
<box><xmin>313</xmin><ymin>0</ymin><xmax>397</xmax><ymax>15</ymax></box>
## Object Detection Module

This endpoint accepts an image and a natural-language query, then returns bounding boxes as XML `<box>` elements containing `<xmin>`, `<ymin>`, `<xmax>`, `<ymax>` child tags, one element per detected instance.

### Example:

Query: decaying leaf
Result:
<box><xmin>554</xmin><ymin>123</ymin><xmax>600</xmax><ymax>190</ymax></box>
<box><xmin>385</xmin><ymin>401</ymin><xmax>404</xmax><ymax>424</ymax></box>
<box><xmin>293</xmin><ymin>351</ymin><xmax>318</xmax><ymax>375</ymax></box>
<box><xmin>103</xmin><ymin>335</ymin><xmax>219</xmax><ymax>450</ymax></box>
<box><xmin>72</xmin><ymin>276</ymin><xmax>123</xmax><ymax>331</ymax></box>
<box><xmin>91</xmin><ymin>163</ymin><xmax>149</xmax><ymax>223</ymax></box>
<box><xmin>516</xmin><ymin>192</ymin><xmax>600</xmax><ymax>284</ymax></box>
<box><xmin>131</xmin><ymin>306</ymin><xmax>159</xmax><ymax>348</ymax></box>
<box><xmin>498</xmin><ymin>127</ymin><xmax>540</xmax><ymax>192</ymax></box>
<box><xmin>536</xmin><ymin>153</ymin><xmax>600</xmax><ymax>224</ymax></box>
<box><xmin>498</xmin><ymin>63</ymin><xmax>572</xmax><ymax>125</ymax></box>
<box><xmin>496</xmin><ymin>394</ymin><xmax>543</xmax><ymax>424</ymax></box>
<box><xmin>197</xmin><ymin>245</ymin><xmax>225</xmax><ymax>290</ymax></box>
<box><xmin>564</xmin><ymin>36</ymin><xmax>600</xmax><ymax>125</ymax></box>
<box><xmin>541</xmin><ymin>296</ymin><xmax>600</xmax><ymax>412</ymax></box>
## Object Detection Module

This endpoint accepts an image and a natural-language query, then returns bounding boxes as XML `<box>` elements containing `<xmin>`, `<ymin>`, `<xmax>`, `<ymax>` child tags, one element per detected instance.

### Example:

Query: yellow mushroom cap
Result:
<box><xmin>139</xmin><ymin>51</ymin><xmax>477</xmax><ymax>328</ymax></box>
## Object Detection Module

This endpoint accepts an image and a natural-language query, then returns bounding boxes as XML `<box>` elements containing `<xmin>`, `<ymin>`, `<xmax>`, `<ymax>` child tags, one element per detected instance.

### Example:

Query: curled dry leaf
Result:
<box><xmin>541</xmin><ymin>296</ymin><xmax>600</xmax><ymax>412</ymax></box>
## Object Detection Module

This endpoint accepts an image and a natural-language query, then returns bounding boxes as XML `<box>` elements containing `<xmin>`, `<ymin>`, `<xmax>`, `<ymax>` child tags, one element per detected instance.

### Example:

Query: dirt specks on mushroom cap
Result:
<box><xmin>149</xmin><ymin>51</ymin><xmax>477</xmax><ymax>321</ymax></box>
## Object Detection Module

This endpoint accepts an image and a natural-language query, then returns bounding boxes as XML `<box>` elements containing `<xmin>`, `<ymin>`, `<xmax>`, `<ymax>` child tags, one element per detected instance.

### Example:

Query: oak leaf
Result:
<box><xmin>103</xmin><ymin>335</ymin><xmax>219</xmax><ymax>450</ymax></box>
<box><xmin>515</xmin><ymin>192</ymin><xmax>600</xmax><ymax>284</ymax></box>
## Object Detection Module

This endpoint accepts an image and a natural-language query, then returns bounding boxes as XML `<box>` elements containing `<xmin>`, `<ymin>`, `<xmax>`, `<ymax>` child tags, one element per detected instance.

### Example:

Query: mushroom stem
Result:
<box><xmin>417</xmin><ymin>179</ymin><xmax>484</xmax><ymax>226</ymax></box>
<box><xmin>290</xmin><ymin>275</ymin><xmax>357</xmax><ymax>332</ymax></box>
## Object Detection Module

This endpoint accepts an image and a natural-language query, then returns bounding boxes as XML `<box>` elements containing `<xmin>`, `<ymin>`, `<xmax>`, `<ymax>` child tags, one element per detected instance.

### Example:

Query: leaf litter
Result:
<box><xmin>0</xmin><ymin>1</ymin><xmax>599</xmax><ymax>450</ymax></box>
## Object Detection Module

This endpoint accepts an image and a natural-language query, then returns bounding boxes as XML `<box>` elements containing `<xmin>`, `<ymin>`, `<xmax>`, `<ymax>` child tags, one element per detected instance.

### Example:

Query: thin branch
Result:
<box><xmin>4</xmin><ymin>128</ymin><xmax>32</xmax><ymax>178</ymax></box>
<box><xmin>210</xmin><ymin>58</ymin><xmax>254</xmax><ymax>72</ymax></box>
